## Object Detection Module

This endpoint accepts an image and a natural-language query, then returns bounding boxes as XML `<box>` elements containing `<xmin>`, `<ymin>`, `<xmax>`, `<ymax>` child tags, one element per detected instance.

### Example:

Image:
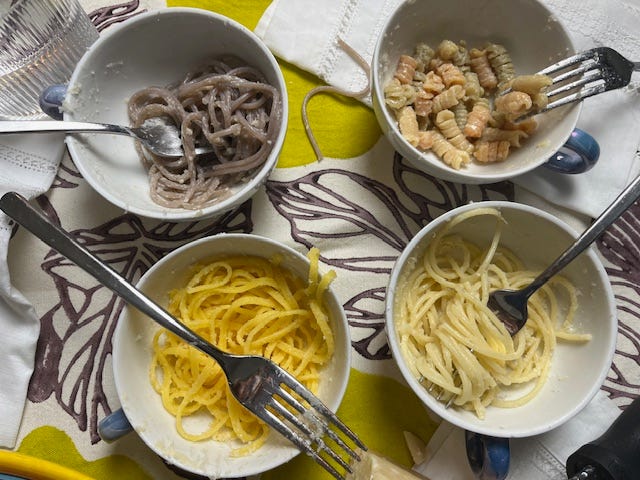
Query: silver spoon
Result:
<box><xmin>0</xmin><ymin>118</ymin><xmax>213</xmax><ymax>158</ymax></box>
<box><xmin>489</xmin><ymin>172</ymin><xmax>640</xmax><ymax>335</ymax></box>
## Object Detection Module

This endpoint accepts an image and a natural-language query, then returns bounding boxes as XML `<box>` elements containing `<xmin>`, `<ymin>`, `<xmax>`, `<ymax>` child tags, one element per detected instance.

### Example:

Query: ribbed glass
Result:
<box><xmin>0</xmin><ymin>0</ymin><xmax>99</xmax><ymax>119</ymax></box>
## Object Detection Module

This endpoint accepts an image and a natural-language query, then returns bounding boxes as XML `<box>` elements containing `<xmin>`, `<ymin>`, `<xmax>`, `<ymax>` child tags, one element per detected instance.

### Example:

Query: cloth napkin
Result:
<box><xmin>0</xmin><ymin>133</ymin><xmax>66</xmax><ymax>448</ymax></box>
<box><xmin>255</xmin><ymin>0</ymin><xmax>640</xmax><ymax>219</ymax></box>
<box><xmin>415</xmin><ymin>389</ymin><xmax>621</xmax><ymax>479</ymax></box>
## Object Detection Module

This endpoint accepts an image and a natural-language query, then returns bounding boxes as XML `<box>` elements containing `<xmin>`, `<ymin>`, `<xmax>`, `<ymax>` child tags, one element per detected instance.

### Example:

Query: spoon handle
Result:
<box><xmin>0</xmin><ymin>120</ymin><xmax>131</xmax><ymax>136</ymax></box>
<box><xmin>525</xmin><ymin>172</ymin><xmax>640</xmax><ymax>296</ymax></box>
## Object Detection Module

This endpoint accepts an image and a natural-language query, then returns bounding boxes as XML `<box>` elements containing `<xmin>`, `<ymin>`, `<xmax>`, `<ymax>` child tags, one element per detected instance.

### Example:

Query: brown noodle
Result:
<box><xmin>128</xmin><ymin>57</ymin><xmax>282</xmax><ymax>209</ymax></box>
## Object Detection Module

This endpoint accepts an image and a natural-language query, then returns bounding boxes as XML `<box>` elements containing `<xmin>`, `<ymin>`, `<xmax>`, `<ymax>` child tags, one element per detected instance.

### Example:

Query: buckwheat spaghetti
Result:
<box><xmin>149</xmin><ymin>248</ymin><xmax>335</xmax><ymax>456</ymax></box>
<box><xmin>128</xmin><ymin>56</ymin><xmax>282</xmax><ymax>210</ymax></box>
<box><xmin>394</xmin><ymin>207</ymin><xmax>589</xmax><ymax>419</ymax></box>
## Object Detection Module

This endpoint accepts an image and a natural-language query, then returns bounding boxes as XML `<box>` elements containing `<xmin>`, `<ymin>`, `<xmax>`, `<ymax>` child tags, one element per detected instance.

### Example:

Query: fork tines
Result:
<box><xmin>536</xmin><ymin>47</ymin><xmax>632</xmax><ymax>114</ymax></box>
<box><xmin>254</xmin><ymin>368</ymin><xmax>366</xmax><ymax>480</ymax></box>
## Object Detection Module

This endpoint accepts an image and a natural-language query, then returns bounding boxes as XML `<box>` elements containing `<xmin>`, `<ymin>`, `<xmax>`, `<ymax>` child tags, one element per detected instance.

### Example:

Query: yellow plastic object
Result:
<box><xmin>0</xmin><ymin>450</ymin><xmax>94</xmax><ymax>480</ymax></box>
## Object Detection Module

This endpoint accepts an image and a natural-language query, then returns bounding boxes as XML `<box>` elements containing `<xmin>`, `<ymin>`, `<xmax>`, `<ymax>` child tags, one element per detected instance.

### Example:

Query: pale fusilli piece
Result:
<box><xmin>384</xmin><ymin>77</ymin><xmax>417</xmax><ymax>110</ymax></box>
<box><xmin>414</xmin><ymin>89</ymin><xmax>434</xmax><ymax>117</ymax></box>
<box><xmin>464</xmin><ymin>98</ymin><xmax>492</xmax><ymax>138</ymax></box>
<box><xmin>469</xmin><ymin>48</ymin><xmax>498</xmax><ymax>90</ymax></box>
<box><xmin>395</xmin><ymin>54</ymin><xmax>419</xmax><ymax>84</ymax></box>
<box><xmin>413</xmin><ymin>90</ymin><xmax>434</xmax><ymax>117</ymax></box>
<box><xmin>397</xmin><ymin>106</ymin><xmax>433</xmax><ymax>150</ymax></box>
<box><xmin>435</xmin><ymin>109</ymin><xmax>474</xmax><ymax>154</ymax></box>
<box><xmin>397</xmin><ymin>106</ymin><xmax>421</xmax><ymax>147</ymax></box>
<box><xmin>432</xmin><ymin>85</ymin><xmax>464</xmax><ymax>113</ymax></box>
<box><xmin>436</xmin><ymin>40</ymin><xmax>460</xmax><ymax>60</ymax></box>
<box><xmin>475</xmin><ymin>140</ymin><xmax>510</xmax><ymax>163</ymax></box>
<box><xmin>494</xmin><ymin>91</ymin><xmax>532</xmax><ymax>118</ymax></box>
<box><xmin>436</xmin><ymin>63</ymin><xmax>466</xmax><ymax>88</ymax></box>
<box><xmin>422</xmin><ymin>71</ymin><xmax>445</xmax><ymax>95</ymax></box>
<box><xmin>511</xmin><ymin>74</ymin><xmax>553</xmax><ymax>110</ymax></box>
<box><xmin>510</xmin><ymin>74</ymin><xmax>552</xmax><ymax>94</ymax></box>
<box><xmin>431</xmin><ymin>130</ymin><xmax>471</xmax><ymax>169</ymax></box>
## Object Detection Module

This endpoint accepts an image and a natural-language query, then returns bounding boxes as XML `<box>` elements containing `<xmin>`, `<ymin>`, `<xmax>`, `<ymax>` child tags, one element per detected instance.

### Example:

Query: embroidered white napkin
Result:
<box><xmin>0</xmin><ymin>134</ymin><xmax>65</xmax><ymax>448</ymax></box>
<box><xmin>255</xmin><ymin>0</ymin><xmax>640</xmax><ymax>219</ymax></box>
<box><xmin>415</xmin><ymin>390</ymin><xmax>621</xmax><ymax>479</ymax></box>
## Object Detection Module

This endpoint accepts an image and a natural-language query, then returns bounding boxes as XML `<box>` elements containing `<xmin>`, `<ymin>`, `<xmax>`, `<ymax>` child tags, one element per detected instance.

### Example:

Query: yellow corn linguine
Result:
<box><xmin>395</xmin><ymin>207</ymin><xmax>591</xmax><ymax>419</ymax></box>
<box><xmin>149</xmin><ymin>247</ymin><xmax>336</xmax><ymax>456</ymax></box>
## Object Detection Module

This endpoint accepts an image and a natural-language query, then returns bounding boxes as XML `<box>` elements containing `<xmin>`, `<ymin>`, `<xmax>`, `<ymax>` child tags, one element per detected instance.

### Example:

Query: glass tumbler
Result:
<box><xmin>0</xmin><ymin>0</ymin><xmax>99</xmax><ymax>120</ymax></box>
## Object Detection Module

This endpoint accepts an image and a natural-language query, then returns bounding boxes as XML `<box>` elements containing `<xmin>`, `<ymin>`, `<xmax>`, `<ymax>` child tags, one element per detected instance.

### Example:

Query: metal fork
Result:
<box><xmin>0</xmin><ymin>192</ymin><xmax>364</xmax><ymax>480</ymax></box>
<box><xmin>533</xmin><ymin>46</ymin><xmax>639</xmax><ymax>115</ymax></box>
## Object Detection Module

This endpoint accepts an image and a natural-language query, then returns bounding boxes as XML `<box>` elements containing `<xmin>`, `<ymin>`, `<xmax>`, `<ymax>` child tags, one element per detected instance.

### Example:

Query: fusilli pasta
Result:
<box><xmin>384</xmin><ymin>39</ymin><xmax>551</xmax><ymax>169</ymax></box>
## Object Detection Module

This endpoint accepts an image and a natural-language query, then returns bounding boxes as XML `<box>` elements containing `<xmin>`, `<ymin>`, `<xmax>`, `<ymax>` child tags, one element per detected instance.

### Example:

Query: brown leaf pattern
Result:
<box><xmin>266</xmin><ymin>155</ymin><xmax>515</xmax><ymax>359</ymax></box>
<box><xmin>597</xmin><ymin>201</ymin><xmax>640</xmax><ymax>406</ymax></box>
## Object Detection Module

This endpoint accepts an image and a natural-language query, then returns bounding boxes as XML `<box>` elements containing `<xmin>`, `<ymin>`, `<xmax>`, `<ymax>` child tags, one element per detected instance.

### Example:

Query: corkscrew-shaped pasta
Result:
<box><xmin>495</xmin><ymin>91</ymin><xmax>533</xmax><ymax>119</ymax></box>
<box><xmin>452</xmin><ymin>102</ymin><xmax>469</xmax><ymax>130</ymax></box>
<box><xmin>414</xmin><ymin>90</ymin><xmax>434</xmax><ymax>117</ymax></box>
<box><xmin>475</xmin><ymin>140</ymin><xmax>510</xmax><ymax>163</ymax></box>
<box><xmin>432</xmin><ymin>85</ymin><xmax>464</xmax><ymax>113</ymax></box>
<box><xmin>464</xmin><ymin>98</ymin><xmax>492</xmax><ymax>138</ymax></box>
<box><xmin>485</xmin><ymin>43</ymin><xmax>515</xmax><ymax>90</ymax></box>
<box><xmin>469</xmin><ymin>48</ymin><xmax>498</xmax><ymax>90</ymax></box>
<box><xmin>384</xmin><ymin>77</ymin><xmax>417</xmax><ymax>110</ymax></box>
<box><xmin>436</xmin><ymin>63</ymin><xmax>466</xmax><ymax>88</ymax></box>
<box><xmin>463</xmin><ymin>71</ymin><xmax>484</xmax><ymax>101</ymax></box>
<box><xmin>395</xmin><ymin>54</ymin><xmax>418</xmax><ymax>84</ymax></box>
<box><xmin>435</xmin><ymin>109</ymin><xmax>474</xmax><ymax>154</ymax></box>
<box><xmin>415</xmin><ymin>43</ymin><xmax>435</xmax><ymax>73</ymax></box>
<box><xmin>383</xmin><ymin>39</ymin><xmax>551</xmax><ymax>170</ymax></box>
<box><xmin>431</xmin><ymin>130</ymin><xmax>471</xmax><ymax>169</ymax></box>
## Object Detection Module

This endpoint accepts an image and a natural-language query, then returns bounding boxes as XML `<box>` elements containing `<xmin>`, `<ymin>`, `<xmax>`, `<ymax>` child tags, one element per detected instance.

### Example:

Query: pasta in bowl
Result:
<box><xmin>63</xmin><ymin>8</ymin><xmax>287</xmax><ymax>221</ymax></box>
<box><xmin>385</xmin><ymin>202</ymin><xmax>617</xmax><ymax>438</ymax></box>
<box><xmin>112</xmin><ymin>234</ymin><xmax>351</xmax><ymax>478</ymax></box>
<box><xmin>371</xmin><ymin>0</ymin><xmax>582</xmax><ymax>184</ymax></box>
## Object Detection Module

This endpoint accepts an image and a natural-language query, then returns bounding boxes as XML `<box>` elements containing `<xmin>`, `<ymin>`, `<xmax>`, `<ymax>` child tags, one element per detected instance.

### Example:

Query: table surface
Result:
<box><xmin>5</xmin><ymin>1</ymin><xmax>640</xmax><ymax>479</ymax></box>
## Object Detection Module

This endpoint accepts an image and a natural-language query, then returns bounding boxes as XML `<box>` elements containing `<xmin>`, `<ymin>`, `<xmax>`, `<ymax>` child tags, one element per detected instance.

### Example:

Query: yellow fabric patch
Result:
<box><xmin>17</xmin><ymin>426</ymin><xmax>151</xmax><ymax>480</ymax></box>
<box><xmin>167</xmin><ymin>0</ymin><xmax>382</xmax><ymax>168</ymax></box>
<box><xmin>261</xmin><ymin>368</ymin><xmax>439</xmax><ymax>479</ymax></box>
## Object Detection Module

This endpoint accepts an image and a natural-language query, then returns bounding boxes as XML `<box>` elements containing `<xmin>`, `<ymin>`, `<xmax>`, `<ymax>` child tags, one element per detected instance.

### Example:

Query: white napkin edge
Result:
<box><xmin>0</xmin><ymin>133</ymin><xmax>65</xmax><ymax>448</ymax></box>
<box><xmin>0</xmin><ymin>223</ymin><xmax>40</xmax><ymax>449</ymax></box>
<box><xmin>414</xmin><ymin>389</ymin><xmax>621</xmax><ymax>479</ymax></box>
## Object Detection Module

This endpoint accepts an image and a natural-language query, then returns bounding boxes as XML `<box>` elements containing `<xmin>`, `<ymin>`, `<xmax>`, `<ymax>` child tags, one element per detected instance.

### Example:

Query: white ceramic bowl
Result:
<box><xmin>385</xmin><ymin>201</ymin><xmax>617</xmax><ymax>438</ymax></box>
<box><xmin>112</xmin><ymin>234</ymin><xmax>350</xmax><ymax>478</ymax></box>
<box><xmin>372</xmin><ymin>0</ymin><xmax>580</xmax><ymax>184</ymax></box>
<box><xmin>63</xmin><ymin>8</ymin><xmax>287</xmax><ymax>221</ymax></box>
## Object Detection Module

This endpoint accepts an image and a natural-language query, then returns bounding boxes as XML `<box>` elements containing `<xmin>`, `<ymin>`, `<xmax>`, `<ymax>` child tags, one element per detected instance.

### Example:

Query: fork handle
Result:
<box><xmin>0</xmin><ymin>192</ymin><xmax>232</xmax><ymax>370</ymax></box>
<box><xmin>0</xmin><ymin>120</ymin><xmax>133</xmax><ymax>137</ymax></box>
<box><xmin>524</xmin><ymin>171</ymin><xmax>640</xmax><ymax>297</ymax></box>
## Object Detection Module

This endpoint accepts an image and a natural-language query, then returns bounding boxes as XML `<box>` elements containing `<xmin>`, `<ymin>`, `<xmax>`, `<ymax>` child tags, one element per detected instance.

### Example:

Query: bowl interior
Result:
<box><xmin>64</xmin><ymin>8</ymin><xmax>287</xmax><ymax>220</ymax></box>
<box><xmin>386</xmin><ymin>202</ymin><xmax>617</xmax><ymax>437</ymax></box>
<box><xmin>113</xmin><ymin>234</ymin><xmax>350</xmax><ymax>477</ymax></box>
<box><xmin>372</xmin><ymin>0</ymin><xmax>580</xmax><ymax>184</ymax></box>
